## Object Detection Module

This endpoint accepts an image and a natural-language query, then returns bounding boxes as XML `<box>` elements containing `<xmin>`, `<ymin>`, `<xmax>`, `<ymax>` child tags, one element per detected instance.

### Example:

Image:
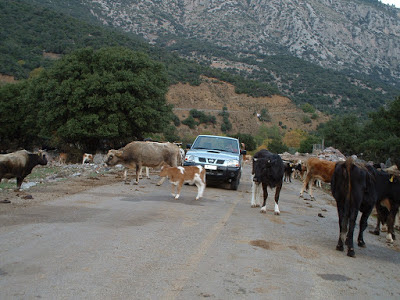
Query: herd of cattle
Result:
<box><xmin>252</xmin><ymin>150</ymin><xmax>400</xmax><ymax>257</ymax></box>
<box><xmin>0</xmin><ymin>143</ymin><xmax>399</xmax><ymax>258</ymax></box>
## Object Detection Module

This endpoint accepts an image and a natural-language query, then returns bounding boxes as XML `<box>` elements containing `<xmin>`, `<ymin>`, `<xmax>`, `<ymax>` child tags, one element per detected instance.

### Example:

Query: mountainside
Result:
<box><xmin>84</xmin><ymin>0</ymin><xmax>400</xmax><ymax>85</ymax></box>
<box><xmin>1</xmin><ymin>0</ymin><xmax>399</xmax><ymax>118</ymax></box>
<box><xmin>167</xmin><ymin>77</ymin><xmax>330</xmax><ymax>138</ymax></box>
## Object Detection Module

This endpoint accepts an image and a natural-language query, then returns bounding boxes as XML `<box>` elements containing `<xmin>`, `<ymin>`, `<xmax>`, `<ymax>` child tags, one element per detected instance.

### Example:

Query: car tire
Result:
<box><xmin>230</xmin><ymin>171</ymin><xmax>241</xmax><ymax>190</ymax></box>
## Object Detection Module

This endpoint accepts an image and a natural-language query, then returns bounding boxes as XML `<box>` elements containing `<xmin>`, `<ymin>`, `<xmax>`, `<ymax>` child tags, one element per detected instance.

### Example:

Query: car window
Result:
<box><xmin>193</xmin><ymin>136</ymin><xmax>239</xmax><ymax>153</ymax></box>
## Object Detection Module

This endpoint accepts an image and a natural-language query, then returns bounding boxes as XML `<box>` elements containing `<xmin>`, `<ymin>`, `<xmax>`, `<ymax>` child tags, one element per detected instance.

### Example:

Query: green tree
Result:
<box><xmin>219</xmin><ymin>106</ymin><xmax>232</xmax><ymax>133</ymax></box>
<box><xmin>230</xmin><ymin>133</ymin><xmax>257</xmax><ymax>151</ymax></box>
<box><xmin>360</xmin><ymin>96</ymin><xmax>400</xmax><ymax>164</ymax></box>
<box><xmin>301</xmin><ymin>103</ymin><xmax>316</xmax><ymax>113</ymax></box>
<box><xmin>182</xmin><ymin>115</ymin><xmax>198</xmax><ymax>129</ymax></box>
<box><xmin>268</xmin><ymin>139</ymin><xmax>289</xmax><ymax>154</ymax></box>
<box><xmin>299</xmin><ymin>134</ymin><xmax>321</xmax><ymax>153</ymax></box>
<box><xmin>318</xmin><ymin>114</ymin><xmax>363</xmax><ymax>155</ymax></box>
<box><xmin>31</xmin><ymin>47</ymin><xmax>171</xmax><ymax>151</ymax></box>
<box><xmin>0</xmin><ymin>82</ymin><xmax>25</xmax><ymax>149</ymax></box>
<box><xmin>254</xmin><ymin>124</ymin><xmax>281</xmax><ymax>147</ymax></box>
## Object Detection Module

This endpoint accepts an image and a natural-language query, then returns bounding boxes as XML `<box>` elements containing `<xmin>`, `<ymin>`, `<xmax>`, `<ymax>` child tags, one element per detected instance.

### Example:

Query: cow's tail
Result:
<box><xmin>341</xmin><ymin>157</ymin><xmax>354</xmax><ymax>238</ymax></box>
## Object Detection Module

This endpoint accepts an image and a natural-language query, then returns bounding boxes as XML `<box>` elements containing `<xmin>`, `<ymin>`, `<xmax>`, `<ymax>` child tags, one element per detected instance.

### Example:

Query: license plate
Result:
<box><xmin>205</xmin><ymin>165</ymin><xmax>217</xmax><ymax>170</ymax></box>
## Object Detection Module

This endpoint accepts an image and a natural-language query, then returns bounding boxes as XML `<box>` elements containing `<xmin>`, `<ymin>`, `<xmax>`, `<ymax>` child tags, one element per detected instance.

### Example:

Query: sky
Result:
<box><xmin>380</xmin><ymin>0</ymin><xmax>400</xmax><ymax>8</ymax></box>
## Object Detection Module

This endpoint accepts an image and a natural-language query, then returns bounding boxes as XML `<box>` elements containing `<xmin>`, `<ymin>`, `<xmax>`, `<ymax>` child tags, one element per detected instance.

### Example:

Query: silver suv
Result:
<box><xmin>183</xmin><ymin>135</ymin><xmax>246</xmax><ymax>190</ymax></box>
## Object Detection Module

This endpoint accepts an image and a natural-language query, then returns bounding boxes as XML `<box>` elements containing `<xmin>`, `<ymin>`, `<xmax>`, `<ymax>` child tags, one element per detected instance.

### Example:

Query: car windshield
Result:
<box><xmin>192</xmin><ymin>136</ymin><xmax>239</xmax><ymax>153</ymax></box>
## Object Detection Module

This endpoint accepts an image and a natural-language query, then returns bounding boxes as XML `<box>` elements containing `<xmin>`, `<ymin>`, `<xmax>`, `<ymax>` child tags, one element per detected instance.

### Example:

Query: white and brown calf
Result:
<box><xmin>82</xmin><ymin>153</ymin><xmax>93</xmax><ymax>164</ymax></box>
<box><xmin>160</xmin><ymin>165</ymin><xmax>206</xmax><ymax>200</ymax></box>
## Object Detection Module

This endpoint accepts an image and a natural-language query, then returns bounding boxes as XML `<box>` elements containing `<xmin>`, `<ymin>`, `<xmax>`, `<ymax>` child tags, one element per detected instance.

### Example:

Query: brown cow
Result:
<box><xmin>0</xmin><ymin>150</ymin><xmax>48</xmax><ymax>190</ymax></box>
<box><xmin>58</xmin><ymin>152</ymin><xmax>68</xmax><ymax>165</ymax></box>
<box><xmin>105</xmin><ymin>141</ymin><xmax>180</xmax><ymax>185</ymax></box>
<box><xmin>299</xmin><ymin>157</ymin><xmax>336</xmax><ymax>200</ymax></box>
<box><xmin>160</xmin><ymin>165</ymin><xmax>206</xmax><ymax>200</ymax></box>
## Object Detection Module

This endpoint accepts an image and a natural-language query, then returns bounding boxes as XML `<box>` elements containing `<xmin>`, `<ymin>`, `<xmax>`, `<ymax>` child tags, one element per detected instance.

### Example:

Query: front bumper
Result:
<box><xmin>183</xmin><ymin>162</ymin><xmax>241</xmax><ymax>183</ymax></box>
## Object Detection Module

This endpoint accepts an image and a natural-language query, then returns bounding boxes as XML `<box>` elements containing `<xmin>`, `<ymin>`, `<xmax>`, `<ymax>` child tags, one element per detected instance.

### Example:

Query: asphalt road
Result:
<box><xmin>1</xmin><ymin>164</ymin><xmax>400</xmax><ymax>299</ymax></box>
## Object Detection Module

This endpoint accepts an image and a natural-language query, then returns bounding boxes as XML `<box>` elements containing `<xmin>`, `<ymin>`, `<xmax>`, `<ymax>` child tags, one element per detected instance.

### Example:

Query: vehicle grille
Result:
<box><xmin>199</xmin><ymin>157</ymin><xmax>225</xmax><ymax>164</ymax></box>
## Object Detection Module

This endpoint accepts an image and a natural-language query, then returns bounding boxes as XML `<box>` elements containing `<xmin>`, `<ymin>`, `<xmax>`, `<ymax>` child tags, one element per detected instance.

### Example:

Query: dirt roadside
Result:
<box><xmin>0</xmin><ymin>164</ymin><xmax>127</xmax><ymax>211</ymax></box>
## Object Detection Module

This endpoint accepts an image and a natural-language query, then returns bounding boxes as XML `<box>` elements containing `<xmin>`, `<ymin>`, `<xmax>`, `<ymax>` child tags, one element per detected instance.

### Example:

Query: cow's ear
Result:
<box><xmin>114</xmin><ymin>151</ymin><xmax>124</xmax><ymax>158</ymax></box>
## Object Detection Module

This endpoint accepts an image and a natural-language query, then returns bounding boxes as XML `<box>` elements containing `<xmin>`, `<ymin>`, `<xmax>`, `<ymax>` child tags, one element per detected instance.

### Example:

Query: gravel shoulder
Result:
<box><xmin>0</xmin><ymin>164</ymin><xmax>124</xmax><ymax>210</ymax></box>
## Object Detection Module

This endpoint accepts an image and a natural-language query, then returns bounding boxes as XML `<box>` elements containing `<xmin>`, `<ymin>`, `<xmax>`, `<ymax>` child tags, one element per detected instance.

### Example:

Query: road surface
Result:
<box><xmin>1</xmin><ymin>164</ymin><xmax>400</xmax><ymax>299</ymax></box>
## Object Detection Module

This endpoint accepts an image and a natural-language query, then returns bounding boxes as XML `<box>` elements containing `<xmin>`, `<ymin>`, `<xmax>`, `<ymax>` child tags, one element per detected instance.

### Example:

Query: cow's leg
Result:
<box><xmin>371</xmin><ymin>213</ymin><xmax>381</xmax><ymax>236</ymax></box>
<box><xmin>260</xmin><ymin>182</ymin><xmax>269</xmax><ymax>213</ymax></box>
<box><xmin>134</xmin><ymin>165</ymin><xmax>141</xmax><ymax>184</ymax></box>
<box><xmin>138</xmin><ymin>167</ymin><xmax>150</xmax><ymax>179</ymax></box>
<box><xmin>175</xmin><ymin>180</ymin><xmax>183</xmax><ymax>200</ymax></box>
<box><xmin>157</xmin><ymin>175</ymin><xmax>166</xmax><ymax>186</ymax></box>
<box><xmin>300</xmin><ymin>173</ymin><xmax>311</xmax><ymax>198</ymax></box>
<box><xmin>194</xmin><ymin>179</ymin><xmax>204</xmax><ymax>200</ymax></box>
<box><xmin>346</xmin><ymin>210</ymin><xmax>358</xmax><ymax>257</ymax></box>
<box><xmin>157</xmin><ymin>165</ymin><xmax>167</xmax><ymax>186</ymax></box>
<box><xmin>138</xmin><ymin>167</ymin><xmax>143</xmax><ymax>179</ymax></box>
<box><xmin>123</xmin><ymin>169</ymin><xmax>128</xmax><ymax>183</ymax></box>
<box><xmin>195</xmin><ymin>176</ymin><xmax>205</xmax><ymax>200</ymax></box>
<box><xmin>251</xmin><ymin>179</ymin><xmax>261</xmax><ymax>207</ymax></box>
<box><xmin>395</xmin><ymin>208</ymin><xmax>400</xmax><ymax>230</ymax></box>
<box><xmin>251</xmin><ymin>180</ymin><xmax>256</xmax><ymax>207</ymax></box>
<box><xmin>309</xmin><ymin>179</ymin><xmax>315</xmax><ymax>200</ymax></box>
<box><xmin>16</xmin><ymin>177</ymin><xmax>24</xmax><ymax>191</ymax></box>
<box><xmin>274</xmin><ymin>182</ymin><xmax>283</xmax><ymax>215</ymax></box>
<box><xmin>171</xmin><ymin>183</ymin><xmax>177</xmax><ymax>198</ymax></box>
<box><xmin>358</xmin><ymin>206</ymin><xmax>373</xmax><ymax>248</ymax></box>
<box><xmin>386</xmin><ymin>204</ymin><xmax>399</xmax><ymax>243</ymax></box>
<box><xmin>336</xmin><ymin>200</ymin><xmax>345</xmax><ymax>252</ymax></box>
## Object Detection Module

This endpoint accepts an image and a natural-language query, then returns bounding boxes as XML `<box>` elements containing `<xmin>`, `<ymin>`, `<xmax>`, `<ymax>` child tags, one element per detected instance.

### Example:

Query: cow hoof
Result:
<box><xmin>251</xmin><ymin>204</ymin><xmax>260</xmax><ymax>208</ymax></box>
<box><xmin>386</xmin><ymin>234</ymin><xmax>394</xmax><ymax>243</ymax></box>
<box><xmin>358</xmin><ymin>240</ymin><xmax>366</xmax><ymax>248</ymax></box>
<box><xmin>274</xmin><ymin>211</ymin><xmax>280</xmax><ymax>215</ymax></box>
<box><xmin>260</xmin><ymin>207</ymin><xmax>267</xmax><ymax>213</ymax></box>
<box><xmin>369</xmin><ymin>229</ymin><xmax>380</xmax><ymax>236</ymax></box>
<box><xmin>336</xmin><ymin>245</ymin><xmax>344</xmax><ymax>251</ymax></box>
<box><xmin>299</xmin><ymin>194</ymin><xmax>303</xmax><ymax>198</ymax></box>
<box><xmin>347</xmin><ymin>249</ymin><xmax>355</xmax><ymax>257</ymax></box>
<box><xmin>310</xmin><ymin>196</ymin><xmax>315</xmax><ymax>201</ymax></box>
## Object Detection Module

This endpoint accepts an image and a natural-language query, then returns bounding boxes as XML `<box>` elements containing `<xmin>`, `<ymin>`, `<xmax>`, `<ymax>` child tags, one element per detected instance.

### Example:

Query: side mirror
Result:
<box><xmin>241</xmin><ymin>150</ymin><xmax>247</xmax><ymax>155</ymax></box>
<box><xmin>186</xmin><ymin>144</ymin><xmax>192</xmax><ymax>149</ymax></box>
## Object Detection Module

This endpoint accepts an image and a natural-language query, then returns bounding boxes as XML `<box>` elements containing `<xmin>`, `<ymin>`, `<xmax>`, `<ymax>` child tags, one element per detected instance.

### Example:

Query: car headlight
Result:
<box><xmin>185</xmin><ymin>155</ymin><xmax>195</xmax><ymax>162</ymax></box>
<box><xmin>226</xmin><ymin>159</ymin><xmax>239</xmax><ymax>167</ymax></box>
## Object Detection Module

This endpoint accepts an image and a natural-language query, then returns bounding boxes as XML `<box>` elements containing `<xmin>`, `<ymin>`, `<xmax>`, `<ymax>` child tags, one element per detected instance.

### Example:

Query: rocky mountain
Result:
<box><xmin>84</xmin><ymin>0</ymin><xmax>400</xmax><ymax>85</ymax></box>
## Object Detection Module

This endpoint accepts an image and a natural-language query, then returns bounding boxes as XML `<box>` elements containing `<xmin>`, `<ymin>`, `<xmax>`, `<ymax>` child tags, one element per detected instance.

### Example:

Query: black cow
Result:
<box><xmin>283</xmin><ymin>161</ymin><xmax>294</xmax><ymax>183</ymax></box>
<box><xmin>368</xmin><ymin>167</ymin><xmax>400</xmax><ymax>243</ymax></box>
<box><xmin>331</xmin><ymin>158</ymin><xmax>376</xmax><ymax>257</ymax></box>
<box><xmin>293</xmin><ymin>162</ymin><xmax>306</xmax><ymax>180</ymax></box>
<box><xmin>0</xmin><ymin>150</ymin><xmax>48</xmax><ymax>190</ymax></box>
<box><xmin>251</xmin><ymin>149</ymin><xmax>285</xmax><ymax>215</ymax></box>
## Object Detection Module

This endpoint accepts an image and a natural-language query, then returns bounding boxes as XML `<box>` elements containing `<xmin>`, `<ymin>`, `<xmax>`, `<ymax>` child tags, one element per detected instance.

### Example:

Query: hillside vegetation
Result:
<box><xmin>1</xmin><ymin>0</ymin><xmax>399</xmax><ymax>116</ymax></box>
